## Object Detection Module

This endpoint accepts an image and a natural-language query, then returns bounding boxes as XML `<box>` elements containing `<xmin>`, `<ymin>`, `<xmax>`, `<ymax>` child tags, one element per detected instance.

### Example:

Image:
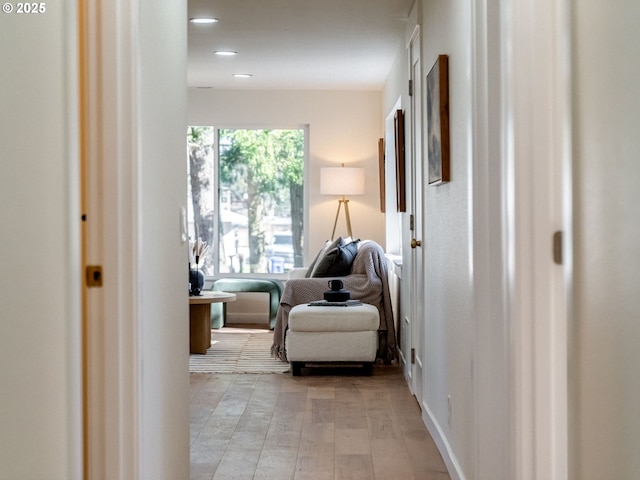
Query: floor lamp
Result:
<box><xmin>320</xmin><ymin>164</ymin><xmax>365</xmax><ymax>240</ymax></box>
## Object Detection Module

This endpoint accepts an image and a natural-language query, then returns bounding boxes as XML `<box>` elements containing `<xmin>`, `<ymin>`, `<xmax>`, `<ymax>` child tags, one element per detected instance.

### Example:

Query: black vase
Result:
<box><xmin>189</xmin><ymin>268</ymin><xmax>204</xmax><ymax>296</ymax></box>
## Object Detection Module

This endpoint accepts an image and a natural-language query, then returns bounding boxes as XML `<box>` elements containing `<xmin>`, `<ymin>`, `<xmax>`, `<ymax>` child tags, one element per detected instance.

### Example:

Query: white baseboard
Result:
<box><xmin>421</xmin><ymin>400</ymin><xmax>466</xmax><ymax>480</ymax></box>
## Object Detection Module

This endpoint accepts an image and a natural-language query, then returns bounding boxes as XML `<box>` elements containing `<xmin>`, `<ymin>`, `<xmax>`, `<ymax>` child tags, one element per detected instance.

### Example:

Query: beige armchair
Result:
<box><xmin>271</xmin><ymin>240</ymin><xmax>397</xmax><ymax>364</ymax></box>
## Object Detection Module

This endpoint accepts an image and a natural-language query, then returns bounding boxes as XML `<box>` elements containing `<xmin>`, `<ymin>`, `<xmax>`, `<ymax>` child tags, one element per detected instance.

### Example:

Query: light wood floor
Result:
<box><xmin>190</xmin><ymin>365</ymin><xmax>451</xmax><ymax>480</ymax></box>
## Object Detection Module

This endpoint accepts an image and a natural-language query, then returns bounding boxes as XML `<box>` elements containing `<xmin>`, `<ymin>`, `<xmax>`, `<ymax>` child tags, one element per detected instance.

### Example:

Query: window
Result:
<box><xmin>187</xmin><ymin>126</ymin><xmax>305</xmax><ymax>276</ymax></box>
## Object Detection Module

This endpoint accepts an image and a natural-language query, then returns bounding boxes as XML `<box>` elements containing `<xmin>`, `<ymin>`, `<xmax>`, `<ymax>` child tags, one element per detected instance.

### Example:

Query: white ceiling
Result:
<box><xmin>187</xmin><ymin>0</ymin><xmax>414</xmax><ymax>91</ymax></box>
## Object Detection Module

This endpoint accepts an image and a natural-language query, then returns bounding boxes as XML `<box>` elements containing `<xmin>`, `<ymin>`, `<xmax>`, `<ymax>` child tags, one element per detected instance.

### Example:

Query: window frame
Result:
<box><xmin>191</xmin><ymin>124</ymin><xmax>310</xmax><ymax>280</ymax></box>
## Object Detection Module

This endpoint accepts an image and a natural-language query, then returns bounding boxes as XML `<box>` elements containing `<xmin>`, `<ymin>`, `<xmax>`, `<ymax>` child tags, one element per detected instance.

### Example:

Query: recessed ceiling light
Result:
<box><xmin>233</xmin><ymin>73</ymin><xmax>253</xmax><ymax>78</ymax></box>
<box><xmin>189</xmin><ymin>17</ymin><xmax>218</xmax><ymax>24</ymax></box>
<box><xmin>214</xmin><ymin>51</ymin><xmax>237</xmax><ymax>56</ymax></box>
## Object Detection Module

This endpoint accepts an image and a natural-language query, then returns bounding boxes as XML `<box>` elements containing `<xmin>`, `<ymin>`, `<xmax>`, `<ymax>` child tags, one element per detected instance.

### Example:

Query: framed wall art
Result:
<box><xmin>394</xmin><ymin>109</ymin><xmax>406</xmax><ymax>211</ymax></box>
<box><xmin>426</xmin><ymin>54</ymin><xmax>450</xmax><ymax>185</ymax></box>
<box><xmin>378</xmin><ymin>137</ymin><xmax>385</xmax><ymax>213</ymax></box>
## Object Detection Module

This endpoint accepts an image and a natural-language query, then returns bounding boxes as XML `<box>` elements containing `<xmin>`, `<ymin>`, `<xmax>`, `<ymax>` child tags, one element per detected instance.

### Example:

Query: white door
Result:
<box><xmin>407</xmin><ymin>26</ymin><xmax>425</xmax><ymax>404</ymax></box>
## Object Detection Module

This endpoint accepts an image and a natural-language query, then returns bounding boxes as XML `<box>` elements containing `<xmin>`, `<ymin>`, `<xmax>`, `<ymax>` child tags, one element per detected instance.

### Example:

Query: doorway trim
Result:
<box><xmin>80</xmin><ymin>0</ymin><xmax>141</xmax><ymax>477</ymax></box>
<box><xmin>501</xmin><ymin>0</ymin><xmax>571</xmax><ymax>478</ymax></box>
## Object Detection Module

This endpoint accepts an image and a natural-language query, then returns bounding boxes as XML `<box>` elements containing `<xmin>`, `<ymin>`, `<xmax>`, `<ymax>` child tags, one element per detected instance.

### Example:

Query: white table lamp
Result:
<box><xmin>320</xmin><ymin>164</ymin><xmax>365</xmax><ymax>239</ymax></box>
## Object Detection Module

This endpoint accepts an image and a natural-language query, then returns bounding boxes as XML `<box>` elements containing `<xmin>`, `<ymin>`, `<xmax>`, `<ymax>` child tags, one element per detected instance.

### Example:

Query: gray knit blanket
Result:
<box><xmin>271</xmin><ymin>241</ymin><xmax>397</xmax><ymax>363</ymax></box>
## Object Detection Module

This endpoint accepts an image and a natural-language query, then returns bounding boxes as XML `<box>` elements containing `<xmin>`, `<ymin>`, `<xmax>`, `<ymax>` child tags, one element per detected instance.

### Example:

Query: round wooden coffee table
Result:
<box><xmin>189</xmin><ymin>291</ymin><xmax>236</xmax><ymax>354</ymax></box>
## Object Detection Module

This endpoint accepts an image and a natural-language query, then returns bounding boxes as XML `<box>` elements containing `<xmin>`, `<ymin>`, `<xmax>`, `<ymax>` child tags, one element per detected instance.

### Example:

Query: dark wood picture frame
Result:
<box><xmin>378</xmin><ymin>138</ymin><xmax>385</xmax><ymax>213</ymax></box>
<box><xmin>427</xmin><ymin>55</ymin><xmax>450</xmax><ymax>185</ymax></box>
<box><xmin>394</xmin><ymin>109</ymin><xmax>406</xmax><ymax>211</ymax></box>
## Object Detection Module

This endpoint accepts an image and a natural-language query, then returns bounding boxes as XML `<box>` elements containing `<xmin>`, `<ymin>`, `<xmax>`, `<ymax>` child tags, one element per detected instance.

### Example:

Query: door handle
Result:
<box><xmin>410</xmin><ymin>238</ymin><xmax>422</xmax><ymax>249</ymax></box>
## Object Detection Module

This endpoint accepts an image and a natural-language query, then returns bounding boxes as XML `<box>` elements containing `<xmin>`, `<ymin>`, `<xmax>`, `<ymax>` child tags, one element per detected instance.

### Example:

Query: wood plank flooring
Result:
<box><xmin>190</xmin><ymin>365</ymin><xmax>450</xmax><ymax>480</ymax></box>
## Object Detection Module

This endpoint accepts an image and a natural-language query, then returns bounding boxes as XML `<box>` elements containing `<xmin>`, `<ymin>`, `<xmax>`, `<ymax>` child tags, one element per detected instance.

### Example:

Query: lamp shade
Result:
<box><xmin>320</xmin><ymin>166</ymin><xmax>365</xmax><ymax>196</ymax></box>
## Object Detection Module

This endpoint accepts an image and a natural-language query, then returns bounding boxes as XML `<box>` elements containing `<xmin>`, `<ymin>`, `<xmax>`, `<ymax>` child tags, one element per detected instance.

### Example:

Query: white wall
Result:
<box><xmin>571</xmin><ymin>1</ymin><xmax>640</xmax><ymax>478</ymax></box>
<box><xmin>421</xmin><ymin>0</ymin><xmax>475</xmax><ymax>476</ymax></box>
<box><xmin>188</xmin><ymin>89</ymin><xmax>386</xmax><ymax>258</ymax></box>
<box><xmin>381</xmin><ymin>1</ymin><xmax>512</xmax><ymax>478</ymax></box>
<box><xmin>383</xmin><ymin>42</ymin><xmax>409</xmax><ymax>120</ymax></box>
<box><xmin>1</xmin><ymin>1</ymin><xmax>190</xmax><ymax>478</ymax></box>
<box><xmin>0</xmin><ymin>2</ymin><xmax>82</xmax><ymax>478</ymax></box>
<box><xmin>138</xmin><ymin>1</ymin><xmax>190</xmax><ymax>478</ymax></box>
<box><xmin>382</xmin><ymin>0</ymin><xmax>475</xmax><ymax>474</ymax></box>
<box><xmin>382</xmin><ymin>1</ymin><xmax>640</xmax><ymax>480</ymax></box>
<box><xmin>382</xmin><ymin>46</ymin><xmax>408</xmax><ymax>255</ymax></box>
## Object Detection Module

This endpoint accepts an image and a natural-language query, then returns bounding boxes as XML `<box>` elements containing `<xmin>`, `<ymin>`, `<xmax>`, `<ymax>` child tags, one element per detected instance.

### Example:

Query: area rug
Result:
<box><xmin>189</xmin><ymin>328</ymin><xmax>290</xmax><ymax>374</ymax></box>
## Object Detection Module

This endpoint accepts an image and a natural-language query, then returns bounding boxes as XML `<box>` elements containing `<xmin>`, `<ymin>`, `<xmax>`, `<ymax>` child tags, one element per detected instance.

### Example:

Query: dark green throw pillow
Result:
<box><xmin>308</xmin><ymin>237</ymin><xmax>344</xmax><ymax>277</ymax></box>
<box><xmin>311</xmin><ymin>239</ymin><xmax>360</xmax><ymax>277</ymax></box>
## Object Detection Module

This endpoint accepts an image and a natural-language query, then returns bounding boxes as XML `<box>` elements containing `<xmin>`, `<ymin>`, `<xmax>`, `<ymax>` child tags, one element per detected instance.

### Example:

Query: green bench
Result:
<box><xmin>209</xmin><ymin>278</ymin><xmax>284</xmax><ymax>330</ymax></box>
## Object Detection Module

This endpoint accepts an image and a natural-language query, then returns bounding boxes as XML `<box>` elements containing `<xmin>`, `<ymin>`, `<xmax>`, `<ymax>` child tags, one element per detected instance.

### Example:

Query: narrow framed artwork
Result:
<box><xmin>426</xmin><ymin>54</ymin><xmax>450</xmax><ymax>185</ymax></box>
<box><xmin>394</xmin><ymin>109</ymin><xmax>406</xmax><ymax>211</ymax></box>
<box><xmin>378</xmin><ymin>137</ymin><xmax>385</xmax><ymax>213</ymax></box>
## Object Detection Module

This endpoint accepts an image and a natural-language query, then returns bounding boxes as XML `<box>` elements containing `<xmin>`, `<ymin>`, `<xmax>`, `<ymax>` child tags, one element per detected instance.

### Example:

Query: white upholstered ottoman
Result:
<box><xmin>285</xmin><ymin>303</ymin><xmax>380</xmax><ymax>375</ymax></box>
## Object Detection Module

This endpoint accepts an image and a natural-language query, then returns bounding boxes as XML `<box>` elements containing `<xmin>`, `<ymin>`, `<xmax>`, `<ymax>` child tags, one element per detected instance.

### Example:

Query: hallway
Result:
<box><xmin>190</xmin><ymin>366</ymin><xmax>450</xmax><ymax>479</ymax></box>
